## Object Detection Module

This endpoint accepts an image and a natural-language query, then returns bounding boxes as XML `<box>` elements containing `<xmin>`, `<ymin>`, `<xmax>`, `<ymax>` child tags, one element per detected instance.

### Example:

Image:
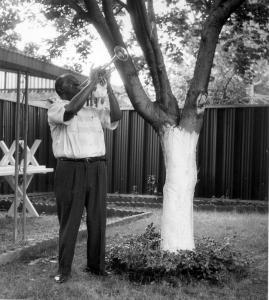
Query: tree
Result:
<box><xmin>0</xmin><ymin>0</ymin><xmax>53</xmax><ymax>62</ymax></box>
<box><xmin>35</xmin><ymin>0</ymin><xmax>247</xmax><ymax>251</ymax></box>
<box><xmin>0</xmin><ymin>0</ymin><xmax>22</xmax><ymax>49</ymax></box>
<box><xmin>155</xmin><ymin>1</ymin><xmax>269</xmax><ymax>105</ymax></box>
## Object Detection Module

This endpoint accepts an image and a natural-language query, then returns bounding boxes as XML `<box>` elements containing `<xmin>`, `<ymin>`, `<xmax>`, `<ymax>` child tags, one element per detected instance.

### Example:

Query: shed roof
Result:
<box><xmin>0</xmin><ymin>46</ymin><xmax>87</xmax><ymax>81</ymax></box>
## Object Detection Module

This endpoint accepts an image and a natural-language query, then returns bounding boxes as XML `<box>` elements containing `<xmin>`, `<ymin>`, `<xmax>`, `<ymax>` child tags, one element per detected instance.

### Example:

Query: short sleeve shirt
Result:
<box><xmin>47</xmin><ymin>100</ymin><xmax>118</xmax><ymax>159</ymax></box>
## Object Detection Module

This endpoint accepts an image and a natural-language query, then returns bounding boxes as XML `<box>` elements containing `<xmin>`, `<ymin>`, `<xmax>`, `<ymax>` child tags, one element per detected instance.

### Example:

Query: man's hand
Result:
<box><xmin>64</xmin><ymin>69</ymin><xmax>107</xmax><ymax>116</ymax></box>
<box><xmin>90</xmin><ymin>67</ymin><xmax>107</xmax><ymax>86</ymax></box>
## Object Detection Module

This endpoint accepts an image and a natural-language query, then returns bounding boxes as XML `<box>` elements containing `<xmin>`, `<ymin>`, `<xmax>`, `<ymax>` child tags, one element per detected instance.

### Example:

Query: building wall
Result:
<box><xmin>0</xmin><ymin>100</ymin><xmax>268</xmax><ymax>200</ymax></box>
<box><xmin>0</xmin><ymin>70</ymin><xmax>55</xmax><ymax>91</ymax></box>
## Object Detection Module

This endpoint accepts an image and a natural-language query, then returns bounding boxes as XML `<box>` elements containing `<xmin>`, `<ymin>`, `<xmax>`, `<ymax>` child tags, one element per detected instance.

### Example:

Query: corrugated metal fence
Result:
<box><xmin>0</xmin><ymin>100</ymin><xmax>268</xmax><ymax>200</ymax></box>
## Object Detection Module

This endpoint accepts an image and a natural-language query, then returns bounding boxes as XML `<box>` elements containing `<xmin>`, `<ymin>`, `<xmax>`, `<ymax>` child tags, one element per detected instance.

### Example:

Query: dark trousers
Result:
<box><xmin>54</xmin><ymin>160</ymin><xmax>107</xmax><ymax>276</ymax></box>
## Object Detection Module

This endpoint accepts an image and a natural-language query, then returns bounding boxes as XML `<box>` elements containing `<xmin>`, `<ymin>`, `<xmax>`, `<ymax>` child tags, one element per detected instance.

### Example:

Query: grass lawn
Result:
<box><xmin>0</xmin><ymin>211</ymin><xmax>125</xmax><ymax>254</ymax></box>
<box><xmin>0</xmin><ymin>209</ymin><xmax>267</xmax><ymax>300</ymax></box>
<box><xmin>0</xmin><ymin>214</ymin><xmax>59</xmax><ymax>254</ymax></box>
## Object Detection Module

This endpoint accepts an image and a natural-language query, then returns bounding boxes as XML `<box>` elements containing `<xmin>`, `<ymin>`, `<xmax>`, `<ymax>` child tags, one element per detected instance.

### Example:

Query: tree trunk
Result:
<box><xmin>245</xmin><ymin>84</ymin><xmax>254</xmax><ymax>103</ymax></box>
<box><xmin>160</xmin><ymin>124</ymin><xmax>199</xmax><ymax>251</ymax></box>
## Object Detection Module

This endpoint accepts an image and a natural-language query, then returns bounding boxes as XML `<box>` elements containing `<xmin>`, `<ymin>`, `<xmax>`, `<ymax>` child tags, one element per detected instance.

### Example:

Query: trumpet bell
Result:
<box><xmin>79</xmin><ymin>46</ymin><xmax>128</xmax><ymax>88</ymax></box>
<box><xmin>114</xmin><ymin>46</ymin><xmax>128</xmax><ymax>62</ymax></box>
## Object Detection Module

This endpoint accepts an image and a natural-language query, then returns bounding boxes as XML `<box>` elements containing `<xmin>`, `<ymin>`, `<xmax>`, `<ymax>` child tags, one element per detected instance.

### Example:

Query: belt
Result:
<box><xmin>58</xmin><ymin>156</ymin><xmax>106</xmax><ymax>163</ymax></box>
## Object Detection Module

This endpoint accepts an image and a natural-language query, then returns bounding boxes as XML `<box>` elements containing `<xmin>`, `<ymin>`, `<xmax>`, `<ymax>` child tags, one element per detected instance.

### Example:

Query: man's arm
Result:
<box><xmin>107</xmin><ymin>82</ymin><xmax>122</xmax><ymax>122</ymax></box>
<box><xmin>64</xmin><ymin>74</ymin><xmax>99</xmax><ymax>121</ymax></box>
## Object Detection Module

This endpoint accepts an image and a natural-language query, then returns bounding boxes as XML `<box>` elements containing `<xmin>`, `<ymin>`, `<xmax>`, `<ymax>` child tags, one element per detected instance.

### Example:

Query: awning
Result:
<box><xmin>0</xmin><ymin>46</ymin><xmax>87</xmax><ymax>81</ymax></box>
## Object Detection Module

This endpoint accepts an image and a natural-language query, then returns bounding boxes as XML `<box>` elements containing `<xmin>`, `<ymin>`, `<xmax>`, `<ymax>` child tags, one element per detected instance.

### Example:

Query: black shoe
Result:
<box><xmin>54</xmin><ymin>273</ymin><xmax>70</xmax><ymax>283</ymax></box>
<box><xmin>83</xmin><ymin>267</ymin><xmax>111</xmax><ymax>276</ymax></box>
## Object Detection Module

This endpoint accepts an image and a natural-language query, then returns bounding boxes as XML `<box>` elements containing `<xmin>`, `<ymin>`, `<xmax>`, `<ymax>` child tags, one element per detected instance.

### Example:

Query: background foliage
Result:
<box><xmin>0</xmin><ymin>0</ymin><xmax>268</xmax><ymax>104</ymax></box>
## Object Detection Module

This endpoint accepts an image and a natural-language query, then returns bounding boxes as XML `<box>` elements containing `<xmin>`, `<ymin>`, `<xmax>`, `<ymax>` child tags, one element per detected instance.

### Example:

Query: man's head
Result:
<box><xmin>55</xmin><ymin>74</ymin><xmax>81</xmax><ymax>100</ymax></box>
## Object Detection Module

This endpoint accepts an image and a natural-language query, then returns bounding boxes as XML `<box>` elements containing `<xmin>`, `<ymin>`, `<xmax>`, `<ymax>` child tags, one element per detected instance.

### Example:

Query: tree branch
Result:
<box><xmin>127</xmin><ymin>0</ymin><xmax>179</xmax><ymax>118</ymax></box>
<box><xmin>84</xmin><ymin>0</ymin><xmax>176</xmax><ymax>129</ymax></box>
<box><xmin>182</xmin><ymin>0</ymin><xmax>246</xmax><ymax>123</ymax></box>
<box><xmin>127</xmin><ymin>0</ymin><xmax>161</xmax><ymax>99</ymax></box>
<box><xmin>83</xmin><ymin>0</ymin><xmax>114</xmax><ymax>49</ymax></box>
<box><xmin>66</xmin><ymin>0</ymin><xmax>87</xmax><ymax>16</ymax></box>
<box><xmin>102</xmin><ymin>0</ymin><xmax>124</xmax><ymax>46</ymax></box>
<box><xmin>114</xmin><ymin>6</ymin><xmax>125</xmax><ymax>16</ymax></box>
<box><xmin>114</xmin><ymin>0</ymin><xmax>128</xmax><ymax>10</ymax></box>
<box><xmin>221</xmin><ymin>34</ymin><xmax>244</xmax><ymax>50</ymax></box>
<box><xmin>146</xmin><ymin>1</ymin><xmax>166</xmax><ymax>94</ymax></box>
<box><xmin>147</xmin><ymin>0</ymin><xmax>179</xmax><ymax>116</ymax></box>
<box><xmin>222</xmin><ymin>71</ymin><xmax>235</xmax><ymax>100</ymax></box>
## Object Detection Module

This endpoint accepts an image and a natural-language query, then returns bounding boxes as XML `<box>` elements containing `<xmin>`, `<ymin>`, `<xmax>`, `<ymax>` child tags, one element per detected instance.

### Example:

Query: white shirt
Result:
<box><xmin>47</xmin><ymin>100</ymin><xmax>118</xmax><ymax>158</ymax></box>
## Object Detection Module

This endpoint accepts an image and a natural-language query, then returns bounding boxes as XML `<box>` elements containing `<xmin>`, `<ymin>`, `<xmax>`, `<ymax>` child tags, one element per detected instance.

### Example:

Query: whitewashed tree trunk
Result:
<box><xmin>160</xmin><ymin>124</ymin><xmax>199</xmax><ymax>252</ymax></box>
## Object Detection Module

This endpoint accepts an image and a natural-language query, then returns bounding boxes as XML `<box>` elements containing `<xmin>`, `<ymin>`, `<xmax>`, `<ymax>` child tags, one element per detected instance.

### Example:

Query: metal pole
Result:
<box><xmin>22</xmin><ymin>73</ymin><xmax>29</xmax><ymax>241</ymax></box>
<box><xmin>4</xmin><ymin>71</ymin><xmax>7</xmax><ymax>90</ymax></box>
<box><xmin>13</xmin><ymin>72</ymin><xmax>21</xmax><ymax>242</ymax></box>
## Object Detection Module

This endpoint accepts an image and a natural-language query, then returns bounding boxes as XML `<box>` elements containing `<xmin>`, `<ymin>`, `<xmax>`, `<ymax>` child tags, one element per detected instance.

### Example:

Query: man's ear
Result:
<box><xmin>56</xmin><ymin>86</ymin><xmax>64</xmax><ymax>96</ymax></box>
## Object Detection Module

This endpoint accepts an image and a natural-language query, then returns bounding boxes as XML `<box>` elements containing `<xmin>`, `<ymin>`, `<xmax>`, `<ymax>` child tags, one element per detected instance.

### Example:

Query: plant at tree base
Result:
<box><xmin>106</xmin><ymin>223</ymin><xmax>249</xmax><ymax>285</ymax></box>
<box><xmin>29</xmin><ymin>0</ymin><xmax>260</xmax><ymax>252</ymax></box>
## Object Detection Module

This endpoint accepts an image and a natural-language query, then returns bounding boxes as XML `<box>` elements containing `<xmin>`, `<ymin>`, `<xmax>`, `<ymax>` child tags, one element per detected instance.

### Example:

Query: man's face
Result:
<box><xmin>61</xmin><ymin>75</ymin><xmax>81</xmax><ymax>100</ymax></box>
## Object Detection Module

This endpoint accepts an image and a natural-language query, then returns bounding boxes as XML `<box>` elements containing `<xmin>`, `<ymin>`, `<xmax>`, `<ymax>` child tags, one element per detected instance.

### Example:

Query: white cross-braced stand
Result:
<box><xmin>0</xmin><ymin>139</ymin><xmax>54</xmax><ymax>217</ymax></box>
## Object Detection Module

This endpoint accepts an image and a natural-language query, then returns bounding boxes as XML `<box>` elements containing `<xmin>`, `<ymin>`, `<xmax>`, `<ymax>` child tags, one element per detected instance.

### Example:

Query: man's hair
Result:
<box><xmin>55</xmin><ymin>73</ymin><xmax>76</xmax><ymax>96</ymax></box>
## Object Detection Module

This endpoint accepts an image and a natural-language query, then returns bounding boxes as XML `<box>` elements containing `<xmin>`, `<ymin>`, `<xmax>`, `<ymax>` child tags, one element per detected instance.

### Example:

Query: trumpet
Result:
<box><xmin>80</xmin><ymin>46</ymin><xmax>128</xmax><ymax>88</ymax></box>
<box><xmin>102</xmin><ymin>45</ymin><xmax>128</xmax><ymax>69</ymax></box>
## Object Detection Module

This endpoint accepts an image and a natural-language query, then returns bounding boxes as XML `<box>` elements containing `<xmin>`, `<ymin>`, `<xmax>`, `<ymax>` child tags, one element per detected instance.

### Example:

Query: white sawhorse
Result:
<box><xmin>0</xmin><ymin>140</ymin><xmax>54</xmax><ymax>217</ymax></box>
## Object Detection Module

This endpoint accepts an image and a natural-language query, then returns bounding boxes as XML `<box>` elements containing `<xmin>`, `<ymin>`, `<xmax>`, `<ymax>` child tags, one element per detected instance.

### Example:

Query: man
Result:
<box><xmin>47</xmin><ymin>69</ymin><xmax>122</xmax><ymax>283</ymax></box>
